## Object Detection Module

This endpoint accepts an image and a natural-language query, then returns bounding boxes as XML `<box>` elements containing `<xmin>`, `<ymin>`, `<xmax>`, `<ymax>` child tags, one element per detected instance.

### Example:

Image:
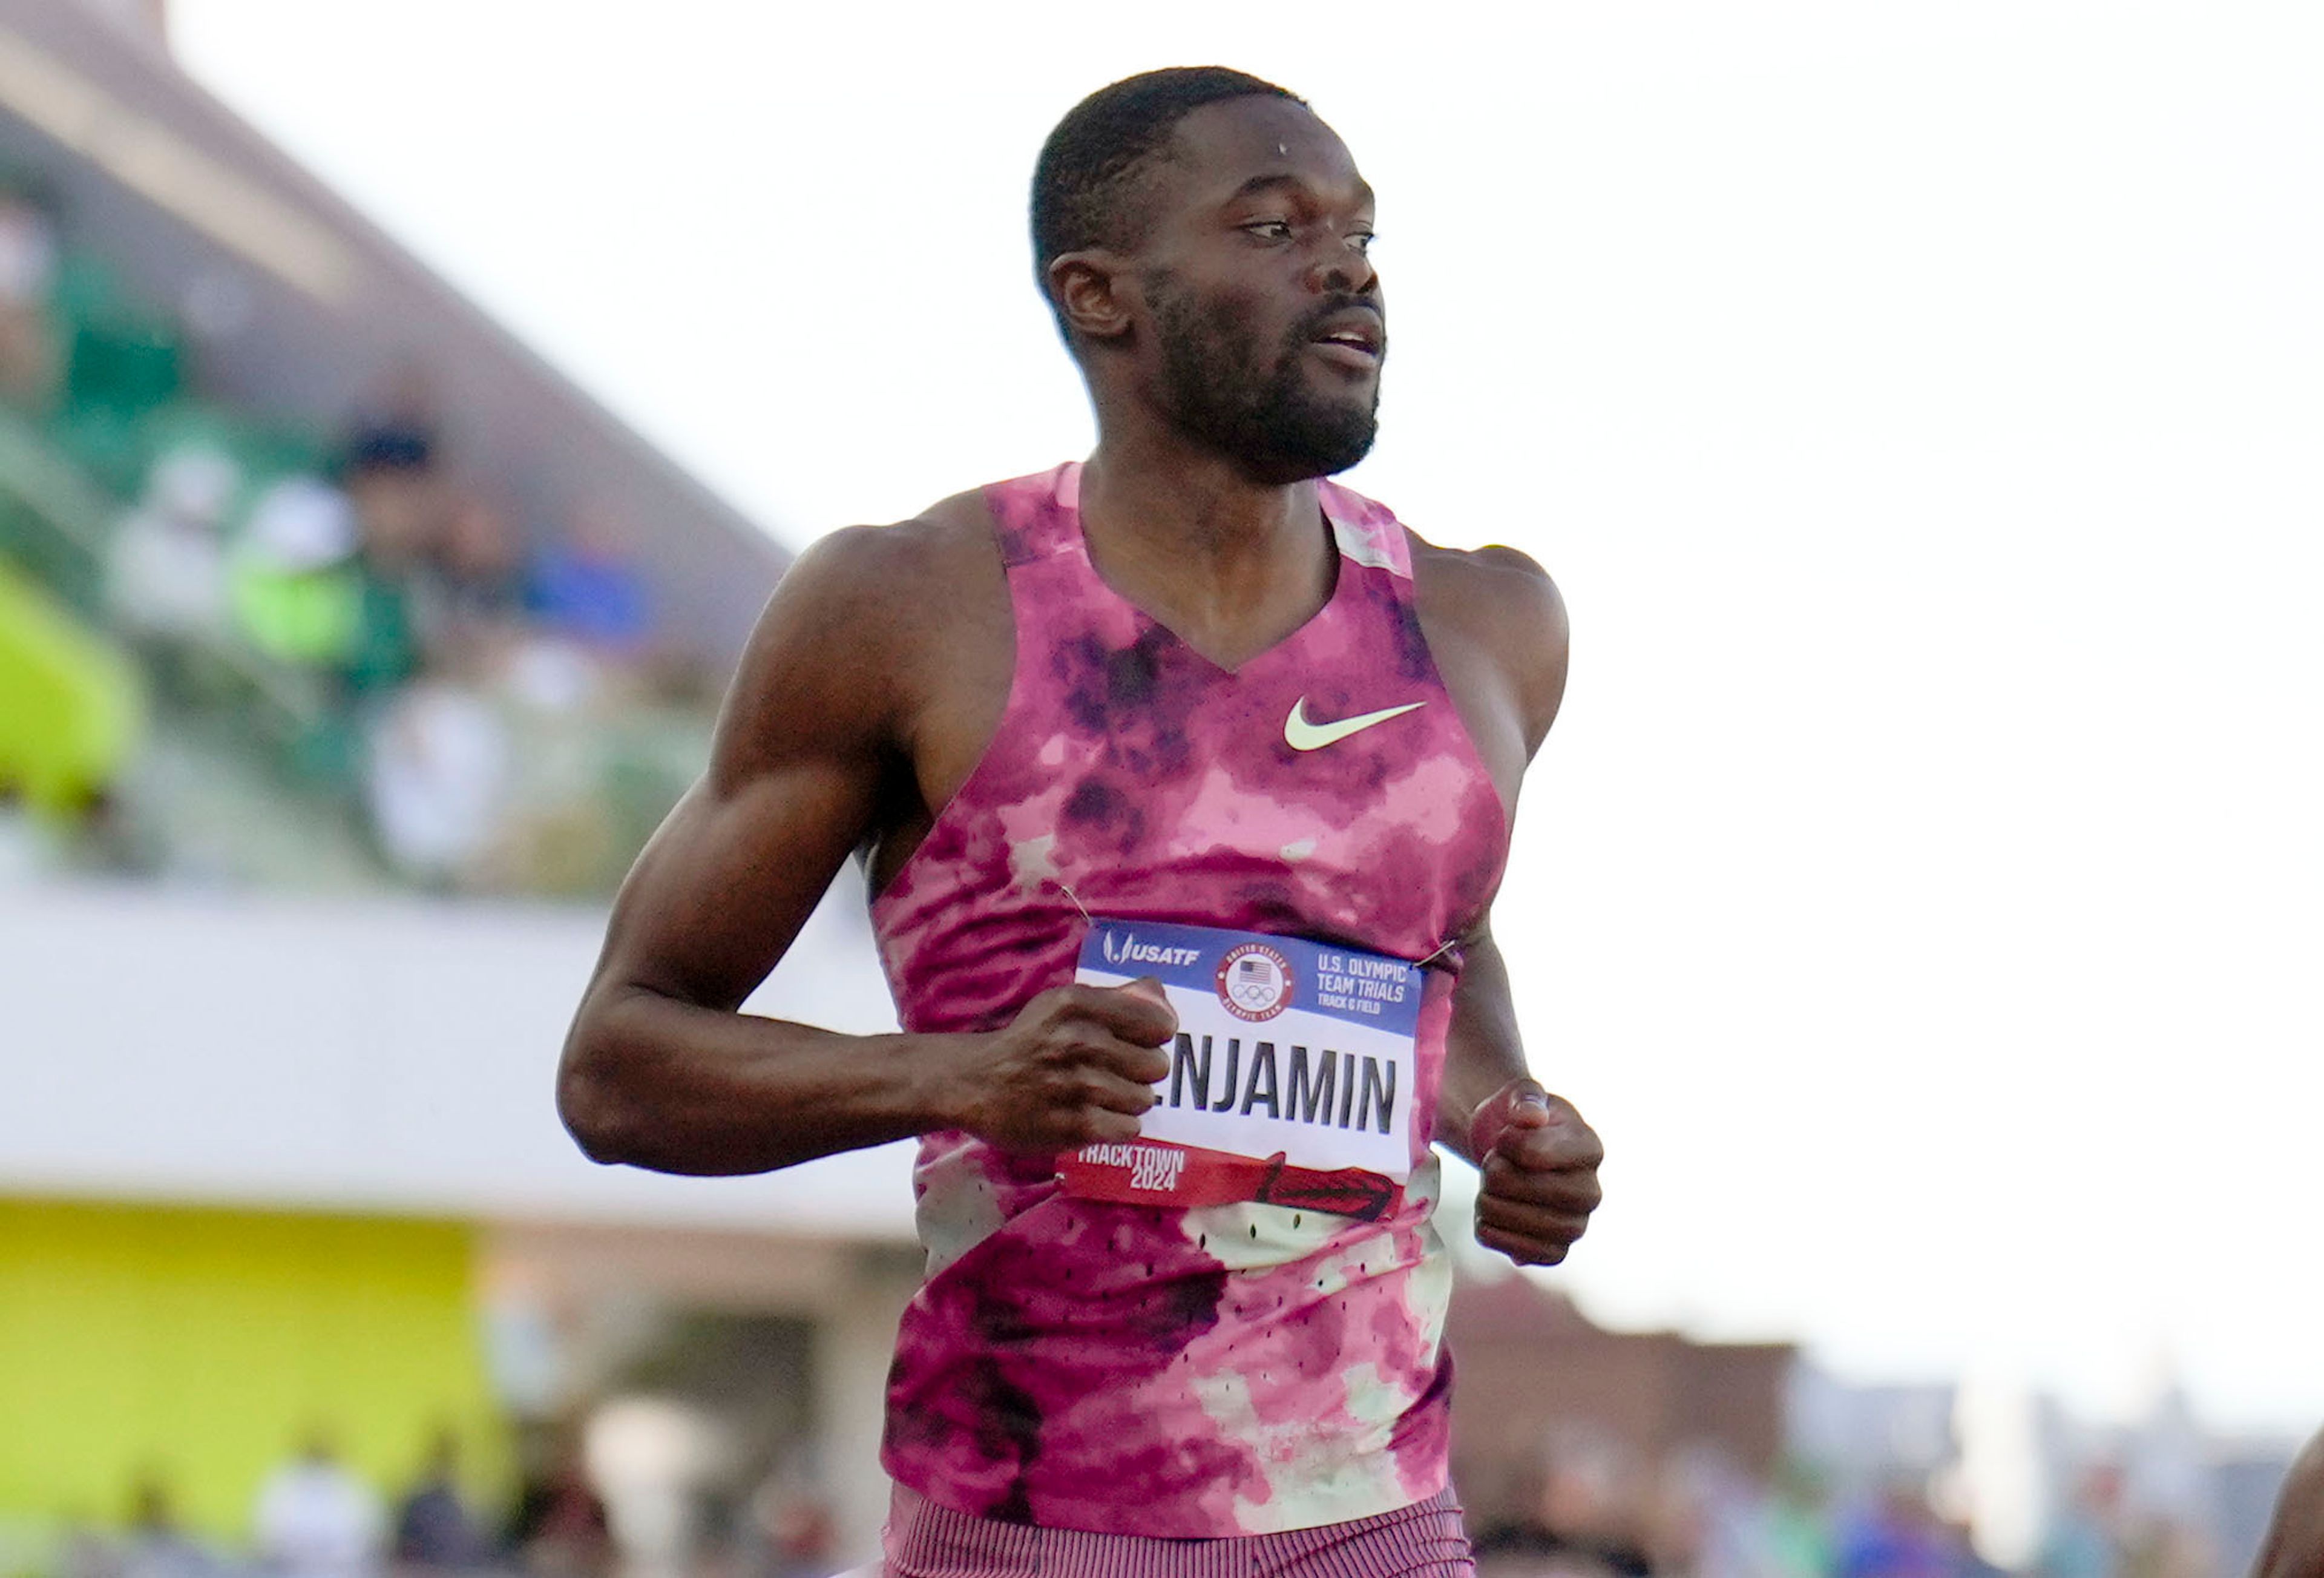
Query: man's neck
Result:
<box><xmin>1076</xmin><ymin>432</ymin><xmax>1336</xmax><ymax>666</ymax></box>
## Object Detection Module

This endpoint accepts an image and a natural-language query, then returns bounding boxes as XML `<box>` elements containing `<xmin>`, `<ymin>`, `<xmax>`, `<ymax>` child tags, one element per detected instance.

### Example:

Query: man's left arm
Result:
<box><xmin>1436</xmin><ymin>922</ymin><xmax>1603</xmax><ymax>1266</ymax></box>
<box><xmin>1417</xmin><ymin>540</ymin><xmax>1601</xmax><ymax>1266</ymax></box>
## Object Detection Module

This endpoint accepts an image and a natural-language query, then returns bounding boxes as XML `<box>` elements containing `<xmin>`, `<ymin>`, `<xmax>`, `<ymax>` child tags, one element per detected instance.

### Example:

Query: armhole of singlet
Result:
<box><xmin>1390</xmin><ymin>521</ymin><xmax>1520</xmax><ymax>881</ymax></box>
<box><xmin>1319</xmin><ymin>478</ymin><xmax>1413</xmax><ymax>579</ymax></box>
<box><xmin>865</xmin><ymin>482</ymin><xmax>1042</xmax><ymax>916</ymax></box>
<box><xmin>1319</xmin><ymin>482</ymin><xmax>1518</xmax><ymax>910</ymax></box>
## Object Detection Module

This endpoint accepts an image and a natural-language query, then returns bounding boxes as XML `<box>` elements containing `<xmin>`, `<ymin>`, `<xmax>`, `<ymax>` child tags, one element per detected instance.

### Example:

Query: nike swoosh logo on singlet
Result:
<box><xmin>1283</xmin><ymin>697</ymin><xmax>1427</xmax><ymax>752</ymax></box>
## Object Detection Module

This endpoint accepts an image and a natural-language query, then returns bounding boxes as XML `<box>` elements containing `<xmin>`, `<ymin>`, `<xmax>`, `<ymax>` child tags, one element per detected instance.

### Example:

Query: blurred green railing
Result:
<box><xmin>0</xmin><ymin>402</ymin><xmax>338</xmax><ymax>763</ymax></box>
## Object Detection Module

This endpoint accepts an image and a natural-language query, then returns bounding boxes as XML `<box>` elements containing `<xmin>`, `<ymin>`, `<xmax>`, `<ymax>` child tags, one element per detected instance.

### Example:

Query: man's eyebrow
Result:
<box><xmin>1226</xmin><ymin>172</ymin><xmax>1377</xmax><ymax>210</ymax></box>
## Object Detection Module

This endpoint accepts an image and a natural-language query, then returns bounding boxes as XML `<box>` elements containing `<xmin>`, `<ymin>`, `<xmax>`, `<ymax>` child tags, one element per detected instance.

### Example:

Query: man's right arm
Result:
<box><xmin>556</xmin><ymin>521</ymin><xmax>1172</xmax><ymax>1177</ymax></box>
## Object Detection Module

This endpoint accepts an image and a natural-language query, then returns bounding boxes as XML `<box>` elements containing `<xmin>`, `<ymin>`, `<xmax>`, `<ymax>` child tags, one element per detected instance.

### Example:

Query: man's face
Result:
<box><xmin>1130</xmin><ymin>97</ymin><xmax>1384</xmax><ymax>483</ymax></box>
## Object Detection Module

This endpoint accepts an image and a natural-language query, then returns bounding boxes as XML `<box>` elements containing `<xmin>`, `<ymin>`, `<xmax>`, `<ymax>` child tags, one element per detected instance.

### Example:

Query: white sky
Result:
<box><xmin>166</xmin><ymin>1</ymin><xmax>2323</xmax><ymax>1438</ymax></box>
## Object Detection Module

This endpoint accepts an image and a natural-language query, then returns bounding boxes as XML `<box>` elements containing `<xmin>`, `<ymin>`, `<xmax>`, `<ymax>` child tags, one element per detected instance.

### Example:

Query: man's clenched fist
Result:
<box><xmin>1468</xmin><ymin>1078</ymin><xmax>1603</xmax><ymax>1267</ymax></box>
<box><xmin>947</xmin><ymin>979</ymin><xmax>1176</xmax><ymax>1152</ymax></box>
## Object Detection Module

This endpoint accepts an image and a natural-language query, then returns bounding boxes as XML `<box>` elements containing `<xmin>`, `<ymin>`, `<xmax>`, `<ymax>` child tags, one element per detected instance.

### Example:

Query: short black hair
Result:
<box><xmin>1031</xmin><ymin>67</ymin><xmax>1305</xmax><ymax>334</ymax></box>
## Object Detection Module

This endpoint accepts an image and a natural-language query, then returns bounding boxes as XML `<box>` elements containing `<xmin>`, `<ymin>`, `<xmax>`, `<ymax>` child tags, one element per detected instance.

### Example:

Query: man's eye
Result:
<box><xmin>1350</xmin><ymin>232</ymin><xmax>1377</xmax><ymax>254</ymax></box>
<box><xmin>1242</xmin><ymin>220</ymin><xmax>1294</xmax><ymax>240</ymax></box>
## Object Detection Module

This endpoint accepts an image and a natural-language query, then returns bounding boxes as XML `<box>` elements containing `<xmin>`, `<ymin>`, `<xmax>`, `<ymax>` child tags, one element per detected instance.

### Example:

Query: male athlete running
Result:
<box><xmin>560</xmin><ymin>67</ymin><xmax>1603</xmax><ymax>1574</ymax></box>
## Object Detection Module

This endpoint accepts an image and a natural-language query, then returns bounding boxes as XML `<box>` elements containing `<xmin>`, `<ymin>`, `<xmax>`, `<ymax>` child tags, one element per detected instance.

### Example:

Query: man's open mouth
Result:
<box><xmin>1309</xmin><ymin>310</ymin><xmax>1385</xmax><ymax>366</ymax></box>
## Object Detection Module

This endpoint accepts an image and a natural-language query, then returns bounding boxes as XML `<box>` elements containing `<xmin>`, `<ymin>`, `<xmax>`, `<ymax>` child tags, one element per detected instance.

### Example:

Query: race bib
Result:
<box><xmin>1057</xmin><ymin>920</ymin><xmax>1422</xmax><ymax>1218</ymax></box>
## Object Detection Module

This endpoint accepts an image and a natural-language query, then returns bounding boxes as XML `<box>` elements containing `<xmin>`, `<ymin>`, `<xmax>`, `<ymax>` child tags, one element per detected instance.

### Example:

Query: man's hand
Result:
<box><xmin>944</xmin><ymin>981</ymin><xmax>1177</xmax><ymax>1152</ymax></box>
<box><xmin>1468</xmin><ymin>1077</ymin><xmax>1603</xmax><ymax>1267</ymax></box>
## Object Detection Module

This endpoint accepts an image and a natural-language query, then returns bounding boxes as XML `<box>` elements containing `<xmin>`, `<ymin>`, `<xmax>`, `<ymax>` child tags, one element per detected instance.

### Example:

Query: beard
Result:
<box><xmin>1150</xmin><ymin>279</ymin><xmax>1381</xmax><ymax>483</ymax></box>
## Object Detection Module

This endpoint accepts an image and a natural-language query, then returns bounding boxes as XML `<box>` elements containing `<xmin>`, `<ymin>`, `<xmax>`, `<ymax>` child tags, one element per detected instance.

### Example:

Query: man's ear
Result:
<box><xmin>1048</xmin><ymin>250</ymin><xmax>1135</xmax><ymax>343</ymax></box>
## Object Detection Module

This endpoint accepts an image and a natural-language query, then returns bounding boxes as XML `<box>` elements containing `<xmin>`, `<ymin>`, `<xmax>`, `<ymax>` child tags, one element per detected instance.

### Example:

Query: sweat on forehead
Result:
<box><xmin>1030</xmin><ymin>67</ymin><xmax>1315</xmax><ymax>283</ymax></box>
<box><xmin>1160</xmin><ymin>96</ymin><xmax>1363</xmax><ymax>199</ymax></box>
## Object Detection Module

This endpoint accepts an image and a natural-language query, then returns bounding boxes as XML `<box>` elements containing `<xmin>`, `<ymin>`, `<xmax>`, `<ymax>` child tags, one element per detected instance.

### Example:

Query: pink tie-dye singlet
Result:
<box><xmin>869</xmin><ymin>462</ymin><xmax>1511</xmax><ymax>1537</ymax></box>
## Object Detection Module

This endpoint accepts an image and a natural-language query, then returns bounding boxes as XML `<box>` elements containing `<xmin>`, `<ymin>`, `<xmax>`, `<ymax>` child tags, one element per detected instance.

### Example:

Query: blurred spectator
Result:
<box><xmin>737</xmin><ymin>1465</ymin><xmax>836</xmax><ymax>1578</ymax></box>
<box><xmin>330</xmin><ymin>370</ymin><xmax>446</xmax><ymax>700</ymax></box>
<box><xmin>0</xmin><ymin>176</ymin><xmax>62</xmax><ymax>411</ymax></box>
<box><xmin>411</xmin><ymin>491</ymin><xmax>525</xmax><ymax>668</ymax></box>
<box><xmin>2118</xmin><ymin>1516</ymin><xmax>2211</xmax><ymax>1578</ymax></box>
<box><xmin>507</xmin><ymin>1435</ymin><xmax>611</xmax><ymax>1578</ymax></box>
<box><xmin>338</xmin><ymin>366</ymin><xmax>445</xmax><ymax>573</ymax></box>
<box><xmin>524</xmin><ymin>510</ymin><xmax>649</xmax><ymax>661</ymax></box>
<box><xmin>343</xmin><ymin>402</ymin><xmax>433</xmax><ymax>478</ymax></box>
<box><xmin>391</xmin><ymin>1431</ymin><xmax>491</xmax><ymax>1572</ymax></box>
<box><xmin>1834</xmin><ymin>1479</ymin><xmax>1958</xmax><ymax>1578</ymax></box>
<box><xmin>361</xmin><ymin>669</ymin><xmax>512</xmax><ymax>889</ymax></box>
<box><xmin>228</xmin><ymin>475</ymin><xmax>364</xmax><ymax>669</ymax></box>
<box><xmin>53</xmin><ymin>257</ymin><xmax>185</xmax><ymax>495</ymax></box>
<box><xmin>1763</xmin><ymin>1462</ymin><xmax>1837</xmax><ymax>1578</ymax></box>
<box><xmin>2038</xmin><ymin>1464</ymin><xmax>2124</xmax><ymax>1578</ymax></box>
<box><xmin>0</xmin><ymin>176</ymin><xmax>710</xmax><ymax>898</ymax></box>
<box><xmin>121</xmin><ymin>1479</ymin><xmax>228</xmax><ymax>1578</ymax></box>
<box><xmin>59</xmin><ymin>1518</ymin><xmax>122</xmax><ymax>1578</ymax></box>
<box><xmin>343</xmin><ymin>555</ymin><xmax>423</xmax><ymax>699</ymax></box>
<box><xmin>221</xmin><ymin>470</ymin><xmax>419</xmax><ymax>695</ymax></box>
<box><xmin>108</xmin><ymin>441</ymin><xmax>240</xmax><ymax>646</ymax></box>
<box><xmin>439</xmin><ymin>493</ymin><xmax>522</xmax><ymax>603</ymax></box>
<box><xmin>1474</xmin><ymin>1427</ymin><xmax>1654</xmax><ymax>1578</ymax></box>
<box><xmin>1645</xmin><ymin>1446</ymin><xmax>1771</xmax><ymax>1578</ymax></box>
<box><xmin>253</xmin><ymin>1433</ymin><xmax>384</xmax><ymax>1578</ymax></box>
<box><xmin>493</xmin><ymin>634</ymin><xmax>619</xmax><ymax>718</ymax></box>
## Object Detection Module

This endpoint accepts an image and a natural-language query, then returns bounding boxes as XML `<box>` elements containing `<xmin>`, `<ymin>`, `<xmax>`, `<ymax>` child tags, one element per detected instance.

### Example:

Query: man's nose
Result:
<box><xmin>1308</xmin><ymin>238</ymin><xmax>1378</xmax><ymax>296</ymax></box>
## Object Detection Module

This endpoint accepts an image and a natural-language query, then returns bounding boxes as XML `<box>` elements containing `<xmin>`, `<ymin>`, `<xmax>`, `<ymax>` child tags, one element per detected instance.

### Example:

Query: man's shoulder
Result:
<box><xmin>1401</xmin><ymin>527</ymin><xmax>1569</xmax><ymax>755</ymax></box>
<box><xmin>718</xmin><ymin>487</ymin><xmax>1008</xmax><ymax>762</ymax></box>
<box><xmin>1405</xmin><ymin>531</ymin><xmax>1565</xmax><ymax>646</ymax></box>
<box><xmin>779</xmin><ymin>487</ymin><xmax>1001</xmax><ymax>611</ymax></box>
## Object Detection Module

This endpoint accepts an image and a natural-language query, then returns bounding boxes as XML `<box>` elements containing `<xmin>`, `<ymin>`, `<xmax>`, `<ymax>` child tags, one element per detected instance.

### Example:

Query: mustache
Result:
<box><xmin>1290</xmin><ymin>295</ymin><xmax>1386</xmax><ymax>352</ymax></box>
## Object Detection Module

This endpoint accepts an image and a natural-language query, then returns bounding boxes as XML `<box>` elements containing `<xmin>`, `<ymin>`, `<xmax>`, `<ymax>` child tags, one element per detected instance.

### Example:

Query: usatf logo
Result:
<box><xmin>1216</xmin><ymin>942</ymin><xmax>1293</xmax><ymax>1021</ymax></box>
<box><xmin>1100</xmin><ymin>930</ymin><xmax>1203</xmax><ymax>969</ymax></box>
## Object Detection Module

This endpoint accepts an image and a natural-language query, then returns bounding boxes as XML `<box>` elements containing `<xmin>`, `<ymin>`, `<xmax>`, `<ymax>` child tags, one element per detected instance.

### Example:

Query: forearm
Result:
<box><xmin>559</xmin><ymin>981</ymin><xmax>969</xmax><ymax>1175</ymax></box>
<box><xmin>1434</xmin><ymin>930</ymin><xmax>1535</xmax><ymax>1166</ymax></box>
<box><xmin>1433</xmin><ymin>927</ymin><xmax>1603</xmax><ymax>1265</ymax></box>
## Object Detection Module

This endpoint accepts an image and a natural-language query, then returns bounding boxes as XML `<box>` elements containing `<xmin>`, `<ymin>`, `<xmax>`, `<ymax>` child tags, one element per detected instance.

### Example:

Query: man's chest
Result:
<box><xmin>908</xmin><ymin>590</ymin><xmax>1520</xmax><ymax>817</ymax></box>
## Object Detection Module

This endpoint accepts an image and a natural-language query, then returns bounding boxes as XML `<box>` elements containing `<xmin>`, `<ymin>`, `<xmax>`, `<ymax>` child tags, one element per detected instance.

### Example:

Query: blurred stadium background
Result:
<box><xmin>0</xmin><ymin>5</ymin><xmax>2302</xmax><ymax>1578</ymax></box>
